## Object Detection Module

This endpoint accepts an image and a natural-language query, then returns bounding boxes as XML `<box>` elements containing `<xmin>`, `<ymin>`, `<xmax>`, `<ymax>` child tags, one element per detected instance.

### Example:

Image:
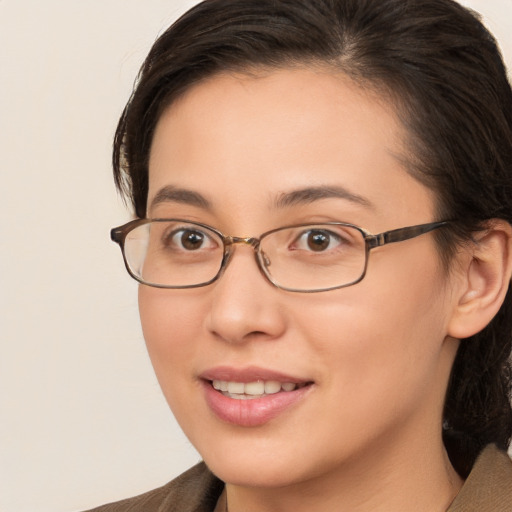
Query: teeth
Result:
<box><xmin>264</xmin><ymin>381</ymin><xmax>281</xmax><ymax>394</ymax></box>
<box><xmin>212</xmin><ymin>379</ymin><xmax>299</xmax><ymax>398</ymax></box>
<box><xmin>227</xmin><ymin>382</ymin><xmax>245</xmax><ymax>394</ymax></box>
<box><xmin>245</xmin><ymin>381</ymin><xmax>265</xmax><ymax>395</ymax></box>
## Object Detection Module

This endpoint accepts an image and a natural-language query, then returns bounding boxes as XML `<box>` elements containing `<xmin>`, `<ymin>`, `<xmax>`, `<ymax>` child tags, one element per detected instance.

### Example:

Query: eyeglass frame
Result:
<box><xmin>111</xmin><ymin>218</ymin><xmax>451</xmax><ymax>293</ymax></box>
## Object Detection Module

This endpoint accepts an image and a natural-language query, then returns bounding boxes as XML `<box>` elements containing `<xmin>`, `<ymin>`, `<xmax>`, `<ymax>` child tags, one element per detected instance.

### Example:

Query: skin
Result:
<box><xmin>141</xmin><ymin>68</ymin><xmax>468</xmax><ymax>512</ymax></box>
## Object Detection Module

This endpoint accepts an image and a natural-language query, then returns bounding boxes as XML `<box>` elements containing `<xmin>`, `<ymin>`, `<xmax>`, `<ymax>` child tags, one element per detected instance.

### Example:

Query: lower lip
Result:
<box><xmin>202</xmin><ymin>380</ymin><xmax>312</xmax><ymax>427</ymax></box>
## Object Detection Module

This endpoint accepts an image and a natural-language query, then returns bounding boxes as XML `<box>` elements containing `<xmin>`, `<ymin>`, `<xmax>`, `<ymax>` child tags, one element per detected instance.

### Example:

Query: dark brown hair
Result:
<box><xmin>113</xmin><ymin>0</ymin><xmax>512</xmax><ymax>477</ymax></box>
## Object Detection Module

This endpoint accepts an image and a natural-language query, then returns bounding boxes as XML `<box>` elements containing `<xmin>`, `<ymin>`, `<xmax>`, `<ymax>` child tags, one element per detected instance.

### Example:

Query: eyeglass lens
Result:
<box><xmin>122</xmin><ymin>220</ymin><xmax>367</xmax><ymax>291</ymax></box>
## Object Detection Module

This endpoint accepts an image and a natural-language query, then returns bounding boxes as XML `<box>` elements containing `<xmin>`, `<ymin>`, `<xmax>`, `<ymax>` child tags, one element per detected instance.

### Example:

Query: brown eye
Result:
<box><xmin>290</xmin><ymin>228</ymin><xmax>347</xmax><ymax>253</ymax></box>
<box><xmin>181</xmin><ymin>230</ymin><xmax>205</xmax><ymax>250</ymax></box>
<box><xmin>165</xmin><ymin>227</ymin><xmax>217</xmax><ymax>252</ymax></box>
<box><xmin>307</xmin><ymin>231</ymin><xmax>330</xmax><ymax>251</ymax></box>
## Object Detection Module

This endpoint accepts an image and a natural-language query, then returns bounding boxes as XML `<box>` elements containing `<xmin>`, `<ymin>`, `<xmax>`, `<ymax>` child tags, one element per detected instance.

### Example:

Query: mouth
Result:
<box><xmin>200</xmin><ymin>367</ymin><xmax>314</xmax><ymax>426</ymax></box>
<box><xmin>210</xmin><ymin>379</ymin><xmax>310</xmax><ymax>400</ymax></box>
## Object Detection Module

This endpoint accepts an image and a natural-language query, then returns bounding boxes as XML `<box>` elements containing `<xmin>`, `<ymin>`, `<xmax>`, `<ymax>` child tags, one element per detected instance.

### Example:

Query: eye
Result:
<box><xmin>294</xmin><ymin>229</ymin><xmax>342</xmax><ymax>252</ymax></box>
<box><xmin>179</xmin><ymin>229</ymin><xmax>205</xmax><ymax>250</ymax></box>
<box><xmin>166</xmin><ymin>227</ymin><xmax>218</xmax><ymax>251</ymax></box>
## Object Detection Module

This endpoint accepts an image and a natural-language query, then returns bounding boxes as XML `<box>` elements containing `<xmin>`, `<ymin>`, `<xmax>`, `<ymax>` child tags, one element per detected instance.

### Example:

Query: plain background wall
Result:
<box><xmin>1</xmin><ymin>1</ymin><xmax>511</xmax><ymax>511</ymax></box>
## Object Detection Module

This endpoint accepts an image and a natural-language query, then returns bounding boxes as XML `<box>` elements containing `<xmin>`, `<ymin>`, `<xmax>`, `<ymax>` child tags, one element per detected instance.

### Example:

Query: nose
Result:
<box><xmin>204</xmin><ymin>244</ymin><xmax>287</xmax><ymax>344</ymax></box>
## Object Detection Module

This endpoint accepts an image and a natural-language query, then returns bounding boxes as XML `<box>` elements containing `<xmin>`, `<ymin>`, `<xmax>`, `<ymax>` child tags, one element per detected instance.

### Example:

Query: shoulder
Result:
<box><xmin>448</xmin><ymin>444</ymin><xmax>512</xmax><ymax>512</ymax></box>
<box><xmin>83</xmin><ymin>462</ymin><xmax>224</xmax><ymax>512</ymax></box>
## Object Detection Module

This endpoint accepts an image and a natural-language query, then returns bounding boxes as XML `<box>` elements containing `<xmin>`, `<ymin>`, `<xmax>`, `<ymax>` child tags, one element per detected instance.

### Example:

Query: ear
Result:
<box><xmin>448</xmin><ymin>220</ymin><xmax>512</xmax><ymax>339</ymax></box>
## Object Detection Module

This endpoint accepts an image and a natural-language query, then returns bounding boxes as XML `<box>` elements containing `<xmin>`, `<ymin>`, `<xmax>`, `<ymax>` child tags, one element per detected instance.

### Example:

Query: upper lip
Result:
<box><xmin>200</xmin><ymin>365</ymin><xmax>311</xmax><ymax>384</ymax></box>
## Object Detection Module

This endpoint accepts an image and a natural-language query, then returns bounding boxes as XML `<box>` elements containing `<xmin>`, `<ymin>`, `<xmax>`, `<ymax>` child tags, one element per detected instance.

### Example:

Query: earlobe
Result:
<box><xmin>448</xmin><ymin>220</ymin><xmax>512</xmax><ymax>339</ymax></box>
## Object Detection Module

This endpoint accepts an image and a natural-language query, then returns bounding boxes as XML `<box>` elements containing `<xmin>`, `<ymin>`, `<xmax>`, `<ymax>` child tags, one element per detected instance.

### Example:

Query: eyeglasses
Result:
<box><xmin>111</xmin><ymin>219</ymin><xmax>449</xmax><ymax>293</ymax></box>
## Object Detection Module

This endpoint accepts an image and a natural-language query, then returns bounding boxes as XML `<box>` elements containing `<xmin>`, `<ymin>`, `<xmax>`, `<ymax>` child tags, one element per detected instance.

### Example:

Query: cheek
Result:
<box><xmin>298</xmin><ymin>252</ymin><xmax>450</xmax><ymax>406</ymax></box>
<box><xmin>138</xmin><ymin>286</ymin><xmax>205</xmax><ymax>389</ymax></box>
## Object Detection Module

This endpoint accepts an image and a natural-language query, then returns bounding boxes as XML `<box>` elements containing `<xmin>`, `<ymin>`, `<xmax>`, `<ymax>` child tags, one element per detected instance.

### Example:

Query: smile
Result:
<box><xmin>211</xmin><ymin>379</ymin><xmax>305</xmax><ymax>399</ymax></box>
<box><xmin>200</xmin><ymin>366</ymin><xmax>314</xmax><ymax>426</ymax></box>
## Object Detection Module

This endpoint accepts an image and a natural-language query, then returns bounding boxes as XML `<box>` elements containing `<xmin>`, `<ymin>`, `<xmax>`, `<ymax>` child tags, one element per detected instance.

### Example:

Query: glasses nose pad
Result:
<box><xmin>260</xmin><ymin>250</ymin><xmax>271</xmax><ymax>268</ymax></box>
<box><xmin>215</xmin><ymin>245</ymin><xmax>235</xmax><ymax>279</ymax></box>
<box><xmin>253</xmin><ymin>248</ymin><xmax>272</xmax><ymax>285</ymax></box>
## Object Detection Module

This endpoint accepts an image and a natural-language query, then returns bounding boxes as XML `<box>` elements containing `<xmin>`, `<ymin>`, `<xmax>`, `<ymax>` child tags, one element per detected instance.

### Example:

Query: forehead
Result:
<box><xmin>151</xmin><ymin>67</ymin><xmax>402</xmax><ymax>162</ymax></box>
<box><xmin>147</xmin><ymin>68</ymin><xmax>435</xmax><ymax>228</ymax></box>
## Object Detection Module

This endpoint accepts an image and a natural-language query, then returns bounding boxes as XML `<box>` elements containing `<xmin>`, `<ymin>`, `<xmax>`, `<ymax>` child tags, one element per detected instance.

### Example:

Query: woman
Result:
<box><xmin>89</xmin><ymin>0</ymin><xmax>512</xmax><ymax>510</ymax></box>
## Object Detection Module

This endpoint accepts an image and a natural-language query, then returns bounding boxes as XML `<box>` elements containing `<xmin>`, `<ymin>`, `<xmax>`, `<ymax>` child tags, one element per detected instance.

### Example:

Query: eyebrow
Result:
<box><xmin>149</xmin><ymin>184</ymin><xmax>373</xmax><ymax>214</ymax></box>
<box><xmin>150</xmin><ymin>186</ymin><xmax>211</xmax><ymax>211</ymax></box>
<box><xmin>273</xmin><ymin>185</ymin><xmax>374</xmax><ymax>210</ymax></box>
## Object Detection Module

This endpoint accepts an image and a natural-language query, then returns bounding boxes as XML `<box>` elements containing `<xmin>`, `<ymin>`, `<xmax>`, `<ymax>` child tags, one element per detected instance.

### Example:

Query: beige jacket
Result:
<box><xmin>85</xmin><ymin>444</ymin><xmax>512</xmax><ymax>512</ymax></box>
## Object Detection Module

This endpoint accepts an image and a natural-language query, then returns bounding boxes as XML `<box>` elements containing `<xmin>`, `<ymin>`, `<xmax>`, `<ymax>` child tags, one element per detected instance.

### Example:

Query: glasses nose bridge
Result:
<box><xmin>225</xmin><ymin>235</ymin><xmax>260</xmax><ymax>250</ymax></box>
<box><xmin>220</xmin><ymin>235</ymin><xmax>267</xmax><ymax>281</ymax></box>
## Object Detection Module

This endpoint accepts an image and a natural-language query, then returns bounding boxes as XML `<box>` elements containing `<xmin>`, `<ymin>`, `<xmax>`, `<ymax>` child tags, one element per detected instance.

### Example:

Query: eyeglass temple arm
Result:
<box><xmin>111</xmin><ymin>219</ymin><xmax>149</xmax><ymax>245</ymax></box>
<box><xmin>366</xmin><ymin>221</ymin><xmax>449</xmax><ymax>249</ymax></box>
<box><xmin>111</xmin><ymin>228</ymin><xmax>122</xmax><ymax>244</ymax></box>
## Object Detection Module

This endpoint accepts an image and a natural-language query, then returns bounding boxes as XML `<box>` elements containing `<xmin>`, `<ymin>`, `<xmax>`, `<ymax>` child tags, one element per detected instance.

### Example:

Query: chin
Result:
<box><xmin>193</xmin><ymin>429</ymin><xmax>334</xmax><ymax>490</ymax></box>
<box><xmin>205</xmin><ymin>456</ymin><xmax>308</xmax><ymax>489</ymax></box>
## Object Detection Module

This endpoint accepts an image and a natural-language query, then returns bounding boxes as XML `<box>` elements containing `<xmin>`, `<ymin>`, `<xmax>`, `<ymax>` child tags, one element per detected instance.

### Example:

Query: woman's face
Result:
<box><xmin>141</xmin><ymin>68</ymin><xmax>461</xmax><ymax>488</ymax></box>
